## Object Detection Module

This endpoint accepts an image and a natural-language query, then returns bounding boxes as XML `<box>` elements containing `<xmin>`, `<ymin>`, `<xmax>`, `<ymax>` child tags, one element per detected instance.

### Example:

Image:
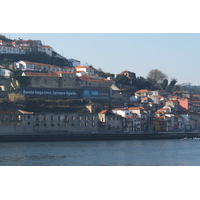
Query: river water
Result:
<box><xmin>0</xmin><ymin>138</ymin><xmax>200</xmax><ymax>166</ymax></box>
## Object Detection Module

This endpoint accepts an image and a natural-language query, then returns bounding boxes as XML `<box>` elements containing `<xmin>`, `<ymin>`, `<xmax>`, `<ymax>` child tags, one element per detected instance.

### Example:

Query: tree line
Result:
<box><xmin>114</xmin><ymin>69</ymin><xmax>180</xmax><ymax>93</ymax></box>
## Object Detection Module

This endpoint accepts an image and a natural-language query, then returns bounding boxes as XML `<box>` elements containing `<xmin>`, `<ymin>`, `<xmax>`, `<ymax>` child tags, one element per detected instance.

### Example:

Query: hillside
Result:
<box><xmin>0</xmin><ymin>52</ymin><xmax>71</xmax><ymax>68</ymax></box>
<box><xmin>0</xmin><ymin>34</ymin><xmax>71</xmax><ymax>67</ymax></box>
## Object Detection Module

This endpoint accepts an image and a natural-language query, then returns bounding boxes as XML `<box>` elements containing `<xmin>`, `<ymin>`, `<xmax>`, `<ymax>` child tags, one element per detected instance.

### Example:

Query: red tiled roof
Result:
<box><xmin>128</xmin><ymin>107</ymin><xmax>144</xmax><ymax>110</ymax></box>
<box><xmin>40</xmin><ymin>45</ymin><xmax>52</xmax><ymax>48</ymax></box>
<box><xmin>154</xmin><ymin>95</ymin><xmax>165</xmax><ymax>99</ymax></box>
<box><xmin>75</xmin><ymin>65</ymin><xmax>93</xmax><ymax>69</ymax></box>
<box><xmin>135</xmin><ymin>89</ymin><xmax>148</xmax><ymax>93</ymax></box>
<box><xmin>18</xmin><ymin>110</ymin><xmax>34</xmax><ymax>114</ymax></box>
<box><xmin>22</xmin><ymin>61</ymin><xmax>63</xmax><ymax>69</ymax></box>
<box><xmin>99</xmin><ymin>110</ymin><xmax>108</xmax><ymax>114</ymax></box>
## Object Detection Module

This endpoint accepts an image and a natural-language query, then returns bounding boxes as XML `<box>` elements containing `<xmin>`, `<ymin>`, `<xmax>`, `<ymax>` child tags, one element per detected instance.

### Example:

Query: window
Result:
<box><xmin>18</xmin><ymin>115</ymin><xmax>22</xmax><ymax>121</ymax></box>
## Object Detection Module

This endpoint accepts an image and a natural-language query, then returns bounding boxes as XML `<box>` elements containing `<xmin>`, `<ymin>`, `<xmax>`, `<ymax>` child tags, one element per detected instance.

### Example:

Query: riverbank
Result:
<box><xmin>0</xmin><ymin>132</ymin><xmax>199</xmax><ymax>142</ymax></box>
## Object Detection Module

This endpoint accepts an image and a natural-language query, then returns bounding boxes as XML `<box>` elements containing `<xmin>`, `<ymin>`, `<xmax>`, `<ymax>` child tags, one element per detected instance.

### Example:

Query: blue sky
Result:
<box><xmin>3</xmin><ymin>33</ymin><xmax>200</xmax><ymax>85</ymax></box>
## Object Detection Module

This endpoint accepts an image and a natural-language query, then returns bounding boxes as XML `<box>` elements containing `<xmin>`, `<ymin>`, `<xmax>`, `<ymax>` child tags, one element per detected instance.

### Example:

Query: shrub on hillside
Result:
<box><xmin>8</xmin><ymin>93</ymin><xmax>26</xmax><ymax>104</ymax></box>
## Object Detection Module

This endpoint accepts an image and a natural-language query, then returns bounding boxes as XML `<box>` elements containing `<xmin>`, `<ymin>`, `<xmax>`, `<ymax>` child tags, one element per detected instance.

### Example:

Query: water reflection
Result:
<box><xmin>0</xmin><ymin>140</ymin><xmax>200</xmax><ymax>166</ymax></box>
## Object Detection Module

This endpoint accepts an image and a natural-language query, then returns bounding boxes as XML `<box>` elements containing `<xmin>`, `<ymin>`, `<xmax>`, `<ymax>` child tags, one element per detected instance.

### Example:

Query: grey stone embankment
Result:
<box><xmin>0</xmin><ymin>132</ymin><xmax>199</xmax><ymax>142</ymax></box>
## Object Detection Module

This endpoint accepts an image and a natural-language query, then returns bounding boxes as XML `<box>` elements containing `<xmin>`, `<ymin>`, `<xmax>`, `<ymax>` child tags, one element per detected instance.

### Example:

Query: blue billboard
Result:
<box><xmin>81</xmin><ymin>86</ymin><xmax>111</xmax><ymax>100</ymax></box>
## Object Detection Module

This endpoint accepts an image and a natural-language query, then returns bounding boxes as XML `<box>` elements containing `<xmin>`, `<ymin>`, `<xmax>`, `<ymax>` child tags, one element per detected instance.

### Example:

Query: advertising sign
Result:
<box><xmin>21</xmin><ymin>88</ymin><xmax>81</xmax><ymax>98</ymax></box>
<box><xmin>82</xmin><ymin>86</ymin><xmax>111</xmax><ymax>100</ymax></box>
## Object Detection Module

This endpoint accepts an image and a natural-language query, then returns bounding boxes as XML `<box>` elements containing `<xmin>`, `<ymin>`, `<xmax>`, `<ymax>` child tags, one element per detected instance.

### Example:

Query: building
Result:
<box><xmin>22</xmin><ymin>71</ymin><xmax>79</xmax><ymax>89</ymax></box>
<box><xmin>135</xmin><ymin>89</ymin><xmax>149</xmax><ymax>97</ymax></box>
<box><xmin>75</xmin><ymin>65</ymin><xmax>95</xmax><ymax>77</ymax></box>
<box><xmin>14</xmin><ymin>60</ymin><xmax>68</xmax><ymax>72</ymax></box>
<box><xmin>0</xmin><ymin>66</ymin><xmax>11</xmax><ymax>78</ymax></box>
<box><xmin>38</xmin><ymin>45</ymin><xmax>53</xmax><ymax>56</ymax></box>
<box><xmin>0</xmin><ymin>110</ymin><xmax>98</xmax><ymax>134</ymax></box>
<box><xmin>98</xmin><ymin>110</ymin><xmax>123</xmax><ymax>132</ymax></box>
<box><xmin>17</xmin><ymin>39</ymin><xmax>42</xmax><ymax>53</ymax></box>
<box><xmin>0</xmin><ymin>40</ymin><xmax>25</xmax><ymax>54</ymax></box>
<box><xmin>116</xmin><ymin>70</ymin><xmax>136</xmax><ymax>79</ymax></box>
<box><xmin>68</xmin><ymin>59</ymin><xmax>80</xmax><ymax>67</ymax></box>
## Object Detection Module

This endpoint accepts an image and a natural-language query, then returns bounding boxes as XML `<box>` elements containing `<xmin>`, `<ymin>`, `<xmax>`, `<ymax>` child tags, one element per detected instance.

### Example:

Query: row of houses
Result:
<box><xmin>98</xmin><ymin>88</ymin><xmax>200</xmax><ymax>132</ymax></box>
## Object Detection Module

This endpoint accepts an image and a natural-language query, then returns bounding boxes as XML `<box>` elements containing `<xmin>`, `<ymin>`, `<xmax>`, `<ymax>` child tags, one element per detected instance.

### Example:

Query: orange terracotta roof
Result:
<box><xmin>135</xmin><ymin>89</ymin><xmax>148</xmax><ymax>93</ymax></box>
<box><xmin>18</xmin><ymin>110</ymin><xmax>34</xmax><ymax>114</ymax></box>
<box><xmin>128</xmin><ymin>107</ymin><xmax>144</xmax><ymax>110</ymax></box>
<box><xmin>75</xmin><ymin>65</ymin><xmax>93</xmax><ymax>69</ymax></box>
<box><xmin>40</xmin><ymin>45</ymin><xmax>52</xmax><ymax>48</ymax></box>
<box><xmin>99</xmin><ymin>110</ymin><xmax>108</xmax><ymax>114</ymax></box>
<box><xmin>23</xmin><ymin>72</ymin><xmax>60</xmax><ymax>77</ymax></box>
<box><xmin>154</xmin><ymin>95</ymin><xmax>165</xmax><ymax>99</ymax></box>
<box><xmin>22</xmin><ymin>61</ymin><xmax>63</xmax><ymax>69</ymax></box>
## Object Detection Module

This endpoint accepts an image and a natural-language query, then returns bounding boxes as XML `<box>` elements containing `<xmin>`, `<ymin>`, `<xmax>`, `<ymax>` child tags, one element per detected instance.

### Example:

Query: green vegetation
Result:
<box><xmin>0</xmin><ymin>52</ymin><xmax>70</xmax><ymax>68</ymax></box>
<box><xmin>8</xmin><ymin>93</ymin><xmax>26</xmax><ymax>104</ymax></box>
<box><xmin>25</xmin><ymin>98</ymin><xmax>90</xmax><ymax>113</ymax></box>
<box><xmin>114</xmin><ymin>68</ymin><xmax>180</xmax><ymax>93</ymax></box>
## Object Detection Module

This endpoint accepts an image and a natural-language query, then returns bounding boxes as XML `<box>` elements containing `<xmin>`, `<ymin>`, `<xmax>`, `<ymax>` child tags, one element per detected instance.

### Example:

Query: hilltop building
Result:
<box><xmin>0</xmin><ymin>40</ymin><xmax>25</xmax><ymax>54</ymax></box>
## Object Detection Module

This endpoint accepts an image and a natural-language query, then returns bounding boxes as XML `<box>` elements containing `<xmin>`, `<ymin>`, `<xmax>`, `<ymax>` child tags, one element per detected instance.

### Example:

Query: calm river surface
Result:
<box><xmin>0</xmin><ymin>138</ymin><xmax>200</xmax><ymax>166</ymax></box>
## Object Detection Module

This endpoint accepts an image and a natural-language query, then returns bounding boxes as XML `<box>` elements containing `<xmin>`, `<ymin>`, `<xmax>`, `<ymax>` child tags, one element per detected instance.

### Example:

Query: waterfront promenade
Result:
<box><xmin>0</xmin><ymin>131</ymin><xmax>199</xmax><ymax>142</ymax></box>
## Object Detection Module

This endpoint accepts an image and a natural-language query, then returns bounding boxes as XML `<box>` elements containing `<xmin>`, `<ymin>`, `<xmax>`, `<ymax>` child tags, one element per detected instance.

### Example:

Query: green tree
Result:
<box><xmin>167</xmin><ymin>79</ymin><xmax>177</xmax><ymax>93</ymax></box>
<box><xmin>115</xmin><ymin>74</ymin><xmax>131</xmax><ymax>85</ymax></box>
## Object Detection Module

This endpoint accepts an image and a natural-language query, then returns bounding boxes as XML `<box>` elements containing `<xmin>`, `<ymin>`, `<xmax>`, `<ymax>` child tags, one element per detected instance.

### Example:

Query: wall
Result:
<box><xmin>0</xmin><ymin>113</ymin><xmax>34</xmax><ymax>135</ymax></box>
<box><xmin>33</xmin><ymin>113</ymin><xmax>98</xmax><ymax>133</ymax></box>
<box><xmin>0</xmin><ymin>113</ymin><xmax>98</xmax><ymax>135</ymax></box>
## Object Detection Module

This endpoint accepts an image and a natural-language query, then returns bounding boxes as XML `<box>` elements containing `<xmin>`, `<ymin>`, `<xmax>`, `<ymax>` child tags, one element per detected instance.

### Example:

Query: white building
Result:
<box><xmin>75</xmin><ymin>65</ymin><xmax>95</xmax><ymax>76</ymax></box>
<box><xmin>14</xmin><ymin>60</ymin><xmax>68</xmax><ymax>72</ymax></box>
<box><xmin>38</xmin><ymin>45</ymin><xmax>53</xmax><ymax>56</ymax></box>
<box><xmin>0</xmin><ymin>68</ymin><xmax>11</xmax><ymax>78</ymax></box>
<box><xmin>112</xmin><ymin>108</ymin><xmax>132</xmax><ymax>117</ymax></box>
